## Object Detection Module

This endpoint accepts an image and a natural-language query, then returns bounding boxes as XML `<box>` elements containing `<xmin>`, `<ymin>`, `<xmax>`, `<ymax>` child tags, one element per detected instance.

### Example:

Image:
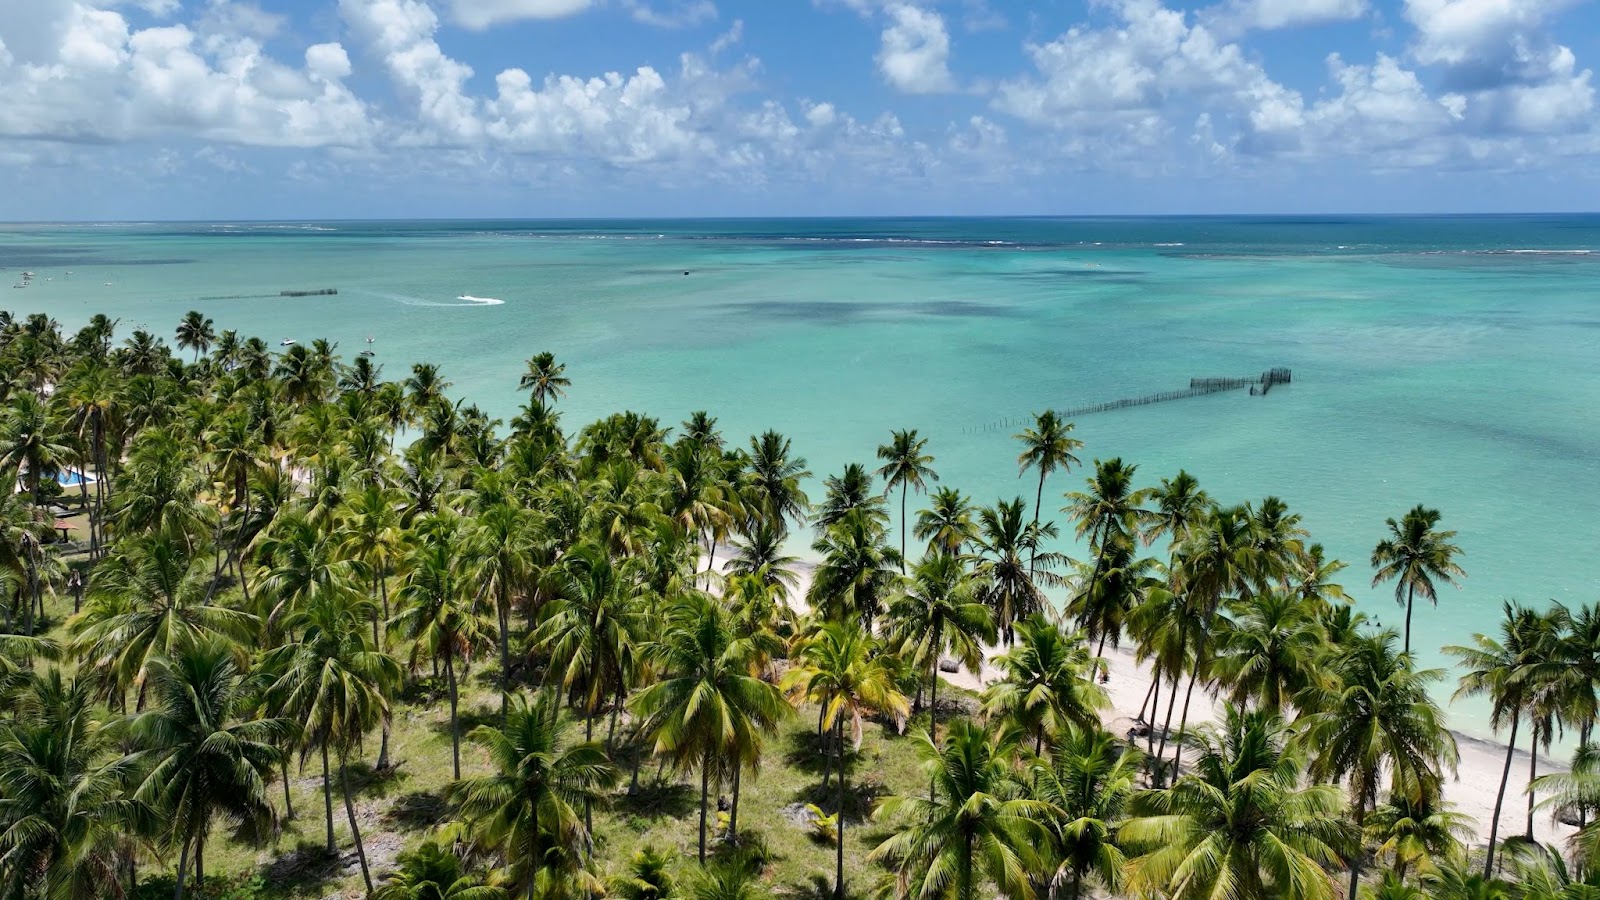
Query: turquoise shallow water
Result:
<box><xmin>4</xmin><ymin>216</ymin><xmax>1599</xmax><ymax>738</ymax></box>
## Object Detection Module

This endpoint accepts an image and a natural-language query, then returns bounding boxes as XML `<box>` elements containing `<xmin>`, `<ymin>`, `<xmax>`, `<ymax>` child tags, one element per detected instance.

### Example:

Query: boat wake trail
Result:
<box><xmin>383</xmin><ymin>292</ymin><xmax>506</xmax><ymax>307</ymax></box>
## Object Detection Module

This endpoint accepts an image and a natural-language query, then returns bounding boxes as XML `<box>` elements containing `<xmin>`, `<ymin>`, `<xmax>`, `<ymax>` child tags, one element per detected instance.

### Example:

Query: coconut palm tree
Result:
<box><xmin>973</xmin><ymin>497</ymin><xmax>1066</xmax><ymax>643</ymax></box>
<box><xmin>884</xmin><ymin>550</ymin><xmax>996</xmax><ymax>721</ymax></box>
<box><xmin>175</xmin><ymin>311</ymin><xmax>216</xmax><ymax>363</ymax></box>
<box><xmin>392</xmin><ymin>518</ymin><xmax>497</xmax><ymax>779</ymax></box>
<box><xmin>1031</xmin><ymin>726</ymin><xmax>1142</xmax><ymax>900</ymax></box>
<box><xmin>128</xmin><ymin>640</ymin><xmax>290</xmax><ymax>900</ymax></box>
<box><xmin>914</xmin><ymin>486</ymin><xmax>979</xmax><ymax>556</ymax></box>
<box><xmin>744</xmin><ymin>430</ymin><xmax>810</xmax><ymax>535</ymax></box>
<box><xmin>1122</xmin><ymin>705</ymin><xmax>1354</xmax><ymax>900</ymax></box>
<box><xmin>1015</xmin><ymin>411</ymin><xmax>1081</xmax><ymax>564</ymax></box>
<box><xmin>519</xmin><ymin>352</ymin><xmax>570</xmax><ymax>409</ymax></box>
<box><xmin>1141</xmin><ymin>470</ymin><xmax>1211</xmax><ymax>550</ymax></box>
<box><xmin>814</xmin><ymin>463</ymin><xmax>887</xmax><ymax>529</ymax></box>
<box><xmin>981</xmin><ymin>614</ymin><xmax>1107</xmax><ymax>755</ymax></box>
<box><xmin>870</xmin><ymin>720</ymin><xmax>1050</xmax><ymax>900</ymax></box>
<box><xmin>1064</xmin><ymin>534</ymin><xmax>1159</xmax><ymax>658</ymax></box>
<box><xmin>69</xmin><ymin>531</ymin><xmax>258</xmax><ymax>702</ymax></box>
<box><xmin>782</xmin><ymin>620</ymin><xmax>908</xmax><ymax>898</ymax></box>
<box><xmin>807</xmin><ymin>510</ymin><xmax>901</xmax><ymax>628</ymax></box>
<box><xmin>1444</xmin><ymin>601</ymin><xmax>1549</xmax><ymax>875</ymax></box>
<box><xmin>725</xmin><ymin>522</ymin><xmax>800</xmax><ymax>592</ymax></box>
<box><xmin>535</xmin><ymin>542</ymin><xmax>646</xmax><ymax>743</ymax></box>
<box><xmin>1503</xmin><ymin>841</ymin><xmax>1600</xmax><ymax>900</ymax></box>
<box><xmin>1209</xmin><ymin>591</ymin><xmax>1328</xmax><ymax>716</ymax></box>
<box><xmin>1372</xmin><ymin>505</ymin><xmax>1465</xmax><ymax>656</ymax></box>
<box><xmin>875</xmin><ymin>429</ymin><xmax>937</xmax><ymax>570</ymax></box>
<box><xmin>1364</xmin><ymin>792</ymin><xmax>1474</xmax><ymax>884</ymax></box>
<box><xmin>264</xmin><ymin>590</ymin><xmax>401</xmax><ymax>891</ymax></box>
<box><xmin>466</xmin><ymin>490</ymin><xmax>539</xmax><ymax>716</ymax></box>
<box><xmin>0</xmin><ymin>670</ymin><xmax>138</xmax><ymax>900</ymax></box>
<box><xmin>632</xmin><ymin>594</ymin><xmax>791</xmax><ymax>862</ymax></box>
<box><xmin>451</xmin><ymin>689</ymin><xmax>618</xmax><ymax>900</ymax></box>
<box><xmin>607</xmin><ymin>847</ymin><xmax>676</xmax><ymax>900</ymax></box>
<box><xmin>0</xmin><ymin>391</ymin><xmax>72</xmax><ymax>505</ymax></box>
<box><xmin>1298</xmin><ymin>629</ymin><xmax>1458</xmax><ymax>897</ymax></box>
<box><xmin>1064</xmin><ymin>457</ymin><xmax>1152</xmax><ymax>620</ymax></box>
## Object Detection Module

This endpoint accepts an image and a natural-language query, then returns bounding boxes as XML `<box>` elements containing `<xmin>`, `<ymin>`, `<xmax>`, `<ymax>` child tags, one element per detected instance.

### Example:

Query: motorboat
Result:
<box><xmin>280</xmin><ymin>338</ymin><xmax>296</xmax><ymax>347</ymax></box>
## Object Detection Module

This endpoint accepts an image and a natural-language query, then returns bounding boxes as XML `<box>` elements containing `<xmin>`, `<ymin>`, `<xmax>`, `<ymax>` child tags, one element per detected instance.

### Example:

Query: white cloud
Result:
<box><xmin>485</xmin><ymin>65</ymin><xmax>711</xmax><ymax>163</ymax></box>
<box><xmin>994</xmin><ymin>0</ymin><xmax>1303</xmax><ymax>146</ymax></box>
<box><xmin>1404</xmin><ymin>0</ymin><xmax>1575</xmax><ymax>70</ymax></box>
<box><xmin>622</xmin><ymin>0</ymin><xmax>717</xmax><ymax>28</ymax></box>
<box><xmin>1207</xmin><ymin>0</ymin><xmax>1366</xmax><ymax>33</ymax></box>
<box><xmin>709</xmin><ymin>18</ymin><xmax>741</xmax><ymax>55</ymax></box>
<box><xmin>448</xmin><ymin>0</ymin><xmax>594</xmax><ymax>29</ymax></box>
<box><xmin>877</xmin><ymin>3</ymin><xmax>955</xmax><ymax>93</ymax></box>
<box><xmin>340</xmin><ymin>0</ymin><xmax>481</xmax><ymax>143</ymax></box>
<box><xmin>0</xmin><ymin>0</ymin><xmax>373</xmax><ymax>147</ymax></box>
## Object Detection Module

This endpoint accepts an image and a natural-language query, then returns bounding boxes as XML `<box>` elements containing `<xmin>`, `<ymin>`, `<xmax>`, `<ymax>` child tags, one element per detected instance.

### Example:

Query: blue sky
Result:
<box><xmin>1</xmin><ymin>0</ymin><xmax>1597</xmax><ymax>218</ymax></box>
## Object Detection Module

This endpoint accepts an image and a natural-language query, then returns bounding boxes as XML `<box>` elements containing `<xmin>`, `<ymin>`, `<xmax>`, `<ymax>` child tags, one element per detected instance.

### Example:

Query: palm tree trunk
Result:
<box><xmin>1156</xmin><ymin>669</ymin><xmax>1181</xmax><ymax>770</ymax></box>
<box><xmin>836</xmin><ymin>715</ymin><xmax>847</xmax><ymax>900</ymax></box>
<box><xmin>340</xmin><ymin>755</ymin><xmax>373</xmax><ymax>894</ymax></box>
<box><xmin>1404</xmin><ymin>584</ymin><xmax>1415</xmax><ymax>656</ymax></box>
<box><xmin>1029</xmin><ymin>471</ymin><xmax>1045</xmax><ymax>577</ymax></box>
<box><xmin>321</xmin><ymin>741</ymin><xmax>336</xmax><ymax>854</ymax></box>
<box><xmin>446</xmin><ymin>648</ymin><xmax>461</xmax><ymax>780</ymax></box>
<box><xmin>727</xmin><ymin>765</ymin><xmax>742</xmax><ymax>842</ymax></box>
<box><xmin>499</xmin><ymin>580</ymin><xmax>512</xmax><ymax>718</ymax></box>
<box><xmin>527</xmin><ymin>803</ymin><xmax>540</xmax><ymax>900</ymax></box>
<box><xmin>1172</xmin><ymin>669</ymin><xmax>1200</xmax><ymax>775</ymax></box>
<box><xmin>698</xmin><ymin>749</ymin><xmax>711</xmax><ymax>864</ymax></box>
<box><xmin>281</xmin><ymin>756</ymin><xmax>295</xmax><ymax>820</ymax></box>
<box><xmin>195</xmin><ymin>824</ymin><xmax>205</xmax><ymax>892</ymax></box>
<box><xmin>902</xmin><ymin>480</ymin><xmax>915</xmax><ymax>570</ymax></box>
<box><xmin>1484</xmin><ymin>713</ymin><xmax>1520</xmax><ymax>877</ymax></box>
<box><xmin>377</xmin><ymin>718</ymin><xmax>391</xmax><ymax>771</ymax></box>
<box><xmin>1136</xmin><ymin>679</ymin><xmax>1156</xmax><ymax>724</ymax></box>
<box><xmin>1527</xmin><ymin>728</ymin><xmax>1538</xmax><ymax>838</ymax></box>
<box><xmin>172</xmin><ymin>834</ymin><xmax>191</xmax><ymax>900</ymax></box>
<box><xmin>1347</xmin><ymin>800</ymin><xmax>1365</xmax><ymax>900</ymax></box>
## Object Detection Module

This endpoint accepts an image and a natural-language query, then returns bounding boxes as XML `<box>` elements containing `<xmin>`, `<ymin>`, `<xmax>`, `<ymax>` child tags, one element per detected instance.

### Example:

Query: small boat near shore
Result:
<box><xmin>280</xmin><ymin>338</ymin><xmax>296</xmax><ymax>347</ymax></box>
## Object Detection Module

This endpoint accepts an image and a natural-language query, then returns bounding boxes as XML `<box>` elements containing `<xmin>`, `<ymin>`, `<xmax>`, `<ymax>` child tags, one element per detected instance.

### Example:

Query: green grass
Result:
<box><xmin>36</xmin><ymin>585</ymin><xmax>963</xmax><ymax>899</ymax></box>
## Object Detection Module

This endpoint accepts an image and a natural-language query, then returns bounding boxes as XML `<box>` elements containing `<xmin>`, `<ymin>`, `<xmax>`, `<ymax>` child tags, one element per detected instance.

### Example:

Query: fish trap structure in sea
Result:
<box><xmin>962</xmin><ymin>367</ymin><xmax>1292</xmax><ymax>435</ymax></box>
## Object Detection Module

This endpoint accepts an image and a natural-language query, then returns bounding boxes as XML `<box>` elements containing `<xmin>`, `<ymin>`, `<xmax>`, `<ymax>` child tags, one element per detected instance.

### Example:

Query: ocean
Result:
<box><xmin>4</xmin><ymin>216</ymin><xmax>1598</xmax><ymax>738</ymax></box>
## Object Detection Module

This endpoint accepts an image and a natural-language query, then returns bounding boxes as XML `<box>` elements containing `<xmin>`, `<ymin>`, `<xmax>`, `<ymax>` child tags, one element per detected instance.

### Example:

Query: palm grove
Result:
<box><xmin>1</xmin><ymin>308</ymin><xmax>1599</xmax><ymax>900</ymax></box>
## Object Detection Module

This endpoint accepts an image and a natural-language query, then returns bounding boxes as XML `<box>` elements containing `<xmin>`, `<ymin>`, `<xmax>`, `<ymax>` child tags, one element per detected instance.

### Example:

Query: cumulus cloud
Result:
<box><xmin>340</xmin><ymin>0</ymin><xmax>481</xmax><ymax>143</ymax></box>
<box><xmin>0</xmin><ymin>0</ymin><xmax>372</xmax><ymax>146</ymax></box>
<box><xmin>448</xmin><ymin>0</ymin><xmax>594</xmax><ymax>30</ymax></box>
<box><xmin>877</xmin><ymin>3</ymin><xmax>956</xmax><ymax>93</ymax></box>
<box><xmin>622</xmin><ymin>0</ymin><xmax>717</xmax><ymax>28</ymax></box>
<box><xmin>1206</xmin><ymin>0</ymin><xmax>1366</xmax><ymax>33</ymax></box>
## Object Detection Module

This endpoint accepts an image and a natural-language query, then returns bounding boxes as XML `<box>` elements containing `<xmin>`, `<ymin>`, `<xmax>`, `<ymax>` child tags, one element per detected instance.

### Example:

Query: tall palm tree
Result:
<box><xmin>451</xmin><ymin>690</ymin><xmax>618</xmax><ymax>900</ymax></box>
<box><xmin>69</xmin><ymin>531</ymin><xmax>258</xmax><ymax>701</ymax></box>
<box><xmin>535</xmin><ymin>542</ymin><xmax>645</xmax><ymax>743</ymax></box>
<box><xmin>815</xmin><ymin>463</ymin><xmax>887</xmax><ymax>529</ymax></box>
<box><xmin>981</xmin><ymin>614</ymin><xmax>1107</xmax><ymax>755</ymax></box>
<box><xmin>1209</xmin><ymin>591</ymin><xmax>1327</xmax><ymax>716</ymax></box>
<box><xmin>1444</xmin><ymin>601</ymin><xmax>1548</xmax><ymax>875</ymax></box>
<box><xmin>806</xmin><ymin>511</ymin><xmax>901</xmax><ymax>628</ymax></box>
<box><xmin>519</xmin><ymin>352</ymin><xmax>570</xmax><ymax>409</ymax></box>
<box><xmin>1064</xmin><ymin>457</ymin><xmax>1152</xmax><ymax>624</ymax></box>
<box><xmin>884</xmin><ymin>550</ymin><xmax>996</xmax><ymax>721</ymax></box>
<box><xmin>0</xmin><ymin>391</ymin><xmax>72</xmax><ymax>505</ymax></box>
<box><xmin>1298</xmin><ymin>629</ymin><xmax>1458</xmax><ymax>897</ymax></box>
<box><xmin>264</xmin><ymin>590</ymin><xmax>401</xmax><ymax>892</ymax></box>
<box><xmin>1141</xmin><ymin>470</ymin><xmax>1211</xmax><ymax>550</ymax></box>
<box><xmin>632</xmin><ymin>594</ymin><xmax>791</xmax><ymax>863</ymax></box>
<box><xmin>870</xmin><ymin>720</ymin><xmax>1050</xmax><ymax>900</ymax></box>
<box><xmin>1015</xmin><ymin>410</ymin><xmax>1081</xmax><ymax>566</ymax></box>
<box><xmin>914</xmin><ymin>486</ymin><xmax>979</xmax><ymax>556</ymax></box>
<box><xmin>1372</xmin><ymin>505</ymin><xmax>1465</xmax><ymax>656</ymax></box>
<box><xmin>174</xmin><ymin>311</ymin><xmax>216</xmax><ymax>364</ymax></box>
<box><xmin>392</xmin><ymin>521</ymin><xmax>497</xmax><ymax>779</ymax></box>
<box><xmin>743</xmin><ymin>430</ymin><xmax>810</xmax><ymax>535</ymax></box>
<box><xmin>128</xmin><ymin>641</ymin><xmax>290</xmax><ymax>900</ymax></box>
<box><xmin>973</xmin><ymin>497</ymin><xmax>1066</xmax><ymax>643</ymax></box>
<box><xmin>1031</xmin><ymin>726</ymin><xmax>1142</xmax><ymax>900</ymax></box>
<box><xmin>466</xmin><ymin>492</ymin><xmax>539</xmax><ymax>716</ymax></box>
<box><xmin>875</xmin><ymin>429</ymin><xmax>937</xmax><ymax>570</ymax></box>
<box><xmin>782</xmin><ymin>621</ymin><xmax>908</xmax><ymax>898</ymax></box>
<box><xmin>0</xmin><ymin>670</ymin><xmax>138</xmax><ymax>900</ymax></box>
<box><xmin>1122</xmin><ymin>705</ymin><xmax>1354</xmax><ymax>900</ymax></box>
<box><xmin>1064</xmin><ymin>535</ymin><xmax>1159</xmax><ymax>658</ymax></box>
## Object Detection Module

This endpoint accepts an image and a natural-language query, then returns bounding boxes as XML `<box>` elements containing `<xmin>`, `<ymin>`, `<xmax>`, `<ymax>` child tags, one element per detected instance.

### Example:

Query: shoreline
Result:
<box><xmin>769</xmin><ymin>558</ymin><xmax>1576</xmax><ymax>851</ymax></box>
